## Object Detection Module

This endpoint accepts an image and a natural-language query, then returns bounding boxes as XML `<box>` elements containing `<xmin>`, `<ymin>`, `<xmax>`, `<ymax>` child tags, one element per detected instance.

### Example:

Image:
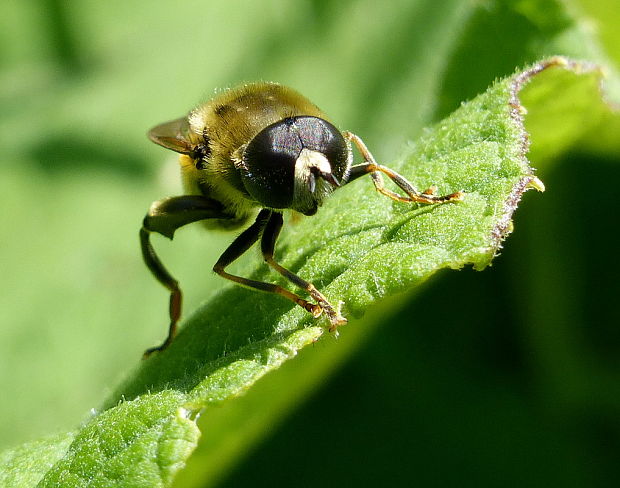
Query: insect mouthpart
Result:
<box><xmin>317</xmin><ymin>168</ymin><xmax>341</xmax><ymax>188</ymax></box>
<box><xmin>291</xmin><ymin>148</ymin><xmax>338</xmax><ymax>214</ymax></box>
<box><xmin>308</xmin><ymin>166</ymin><xmax>340</xmax><ymax>194</ymax></box>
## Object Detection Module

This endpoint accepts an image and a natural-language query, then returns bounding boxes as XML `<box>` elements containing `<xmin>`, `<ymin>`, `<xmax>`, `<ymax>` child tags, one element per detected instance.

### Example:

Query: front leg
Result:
<box><xmin>213</xmin><ymin>210</ymin><xmax>323</xmax><ymax>319</ymax></box>
<box><xmin>141</xmin><ymin>195</ymin><xmax>233</xmax><ymax>357</ymax></box>
<box><xmin>343</xmin><ymin>131</ymin><xmax>464</xmax><ymax>204</ymax></box>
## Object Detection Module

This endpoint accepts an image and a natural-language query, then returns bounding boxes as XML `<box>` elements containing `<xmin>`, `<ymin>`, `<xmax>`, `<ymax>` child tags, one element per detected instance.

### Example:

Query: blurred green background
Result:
<box><xmin>1</xmin><ymin>0</ymin><xmax>619</xmax><ymax>486</ymax></box>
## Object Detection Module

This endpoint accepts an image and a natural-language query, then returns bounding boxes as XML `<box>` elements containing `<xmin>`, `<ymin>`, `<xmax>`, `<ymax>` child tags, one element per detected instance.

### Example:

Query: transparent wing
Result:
<box><xmin>147</xmin><ymin>116</ymin><xmax>193</xmax><ymax>154</ymax></box>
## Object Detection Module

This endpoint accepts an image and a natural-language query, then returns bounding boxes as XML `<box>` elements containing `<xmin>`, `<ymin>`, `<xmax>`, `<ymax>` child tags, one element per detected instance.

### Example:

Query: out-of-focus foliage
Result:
<box><xmin>0</xmin><ymin>1</ymin><xmax>618</xmax><ymax>487</ymax></box>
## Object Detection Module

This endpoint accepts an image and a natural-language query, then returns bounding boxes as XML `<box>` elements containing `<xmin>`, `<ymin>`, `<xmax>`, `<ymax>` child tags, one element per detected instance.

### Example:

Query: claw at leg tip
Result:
<box><xmin>312</xmin><ymin>305</ymin><xmax>323</xmax><ymax>318</ymax></box>
<box><xmin>450</xmin><ymin>191</ymin><xmax>465</xmax><ymax>202</ymax></box>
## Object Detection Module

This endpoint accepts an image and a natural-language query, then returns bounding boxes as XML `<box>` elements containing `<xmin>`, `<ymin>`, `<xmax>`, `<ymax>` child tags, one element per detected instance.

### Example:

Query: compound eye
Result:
<box><xmin>241</xmin><ymin>120</ymin><xmax>302</xmax><ymax>208</ymax></box>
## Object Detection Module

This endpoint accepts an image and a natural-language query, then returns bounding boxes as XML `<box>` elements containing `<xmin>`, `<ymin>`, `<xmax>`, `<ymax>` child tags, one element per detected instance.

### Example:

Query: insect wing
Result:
<box><xmin>148</xmin><ymin>116</ymin><xmax>193</xmax><ymax>154</ymax></box>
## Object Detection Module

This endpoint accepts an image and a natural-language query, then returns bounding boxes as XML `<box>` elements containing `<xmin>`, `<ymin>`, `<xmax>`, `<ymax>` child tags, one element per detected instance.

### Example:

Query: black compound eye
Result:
<box><xmin>241</xmin><ymin>119</ymin><xmax>302</xmax><ymax>208</ymax></box>
<box><xmin>241</xmin><ymin>116</ymin><xmax>348</xmax><ymax>210</ymax></box>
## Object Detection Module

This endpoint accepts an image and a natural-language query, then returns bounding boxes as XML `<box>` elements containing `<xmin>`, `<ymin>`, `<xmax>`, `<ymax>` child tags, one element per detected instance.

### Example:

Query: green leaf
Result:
<box><xmin>39</xmin><ymin>392</ymin><xmax>199</xmax><ymax>487</ymax></box>
<box><xmin>0</xmin><ymin>434</ymin><xmax>74</xmax><ymax>487</ymax></box>
<box><xmin>2</xmin><ymin>57</ymin><xmax>611</xmax><ymax>488</ymax></box>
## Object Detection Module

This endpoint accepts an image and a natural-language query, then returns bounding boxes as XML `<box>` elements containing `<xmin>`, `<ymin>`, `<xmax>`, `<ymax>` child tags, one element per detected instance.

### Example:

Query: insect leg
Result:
<box><xmin>261</xmin><ymin>212</ymin><xmax>346</xmax><ymax>330</ymax></box>
<box><xmin>342</xmin><ymin>131</ymin><xmax>463</xmax><ymax>204</ymax></box>
<box><xmin>142</xmin><ymin>195</ymin><xmax>232</xmax><ymax>357</ymax></box>
<box><xmin>213</xmin><ymin>210</ymin><xmax>324</xmax><ymax>319</ymax></box>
